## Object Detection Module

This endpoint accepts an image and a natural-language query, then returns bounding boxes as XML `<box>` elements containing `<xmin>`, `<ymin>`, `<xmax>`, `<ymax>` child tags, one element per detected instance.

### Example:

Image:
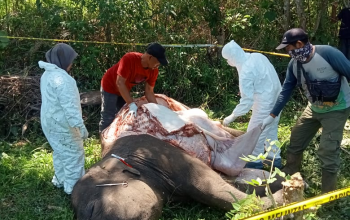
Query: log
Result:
<box><xmin>282</xmin><ymin>172</ymin><xmax>305</xmax><ymax>219</ymax></box>
<box><xmin>80</xmin><ymin>90</ymin><xmax>101</xmax><ymax>106</ymax></box>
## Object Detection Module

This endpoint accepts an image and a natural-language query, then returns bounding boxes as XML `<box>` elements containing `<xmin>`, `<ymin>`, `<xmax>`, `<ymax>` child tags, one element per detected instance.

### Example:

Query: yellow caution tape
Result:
<box><xmin>0</xmin><ymin>35</ymin><xmax>290</xmax><ymax>58</ymax></box>
<box><xmin>242</xmin><ymin>186</ymin><xmax>350</xmax><ymax>220</ymax></box>
<box><xmin>243</xmin><ymin>48</ymin><xmax>290</xmax><ymax>57</ymax></box>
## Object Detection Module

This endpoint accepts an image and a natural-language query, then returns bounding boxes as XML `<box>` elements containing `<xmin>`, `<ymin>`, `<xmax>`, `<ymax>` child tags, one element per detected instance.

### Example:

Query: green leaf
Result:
<box><xmin>251</xmin><ymin>179</ymin><xmax>260</xmax><ymax>185</ymax></box>
<box><xmin>244</xmin><ymin>180</ymin><xmax>258</xmax><ymax>186</ymax></box>
<box><xmin>267</xmin><ymin>177</ymin><xmax>277</xmax><ymax>184</ymax></box>
<box><xmin>232</xmin><ymin>203</ymin><xmax>241</xmax><ymax>211</ymax></box>
<box><xmin>275</xmin><ymin>168</ymin><xmax>286</xmax><ymax>178</ymax></box>
<box><xmin>270</xmin><ymin>171</ymin><xmax>277</xmax><ymax>178</ymax></box>
<box><xmin>248</xmin><ymin>155</ymin><xmax>257</xmax><ymax>160</ymax></box>
<box><xmin>275</xmin><ymin>141</ymin><xmax>282</xmax><ymax>148</ymax></box>
<box><xmin>256</xmin><ymin>177</ymin><xmax>263</xmax><ymax>185</ymax></box>
<box><xmin>261</xmin><ymin>152</ymin><xmax>268</xmax><ymax>159</ymax></box>
<box><xmin>239</xmin><ymin>156</ymin><xmax>251</xmax><ymax>162</ymax></box>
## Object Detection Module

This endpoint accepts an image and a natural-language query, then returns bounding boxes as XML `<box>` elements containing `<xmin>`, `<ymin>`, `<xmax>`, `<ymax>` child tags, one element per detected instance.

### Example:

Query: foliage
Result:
<box><xmin>226</xmin><ymin>191</ymin><xmax>264</xmax><ymax>220</ymax></box>
<box><xmin>239</xmin><ymin>140</ymin><xmax>288</xmax><ymax>209</ymax></box>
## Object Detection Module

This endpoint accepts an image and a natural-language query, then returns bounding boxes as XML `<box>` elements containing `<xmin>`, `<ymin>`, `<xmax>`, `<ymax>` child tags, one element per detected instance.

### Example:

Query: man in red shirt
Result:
<box><xmin>99</xmin><ymin>42</ymin><xmax>168</xmax><ymax>132</ymax></box>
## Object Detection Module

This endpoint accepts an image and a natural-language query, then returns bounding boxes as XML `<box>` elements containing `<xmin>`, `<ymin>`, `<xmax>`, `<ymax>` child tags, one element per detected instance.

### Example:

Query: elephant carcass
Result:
<box><xmin>72</xmin><ymin>134</ymin><xmax>283</xmax><ymax>220</ymax></box>
<box><xmin>101</xmin><ymin>94</ymin><xmax>262</xmax><ymax>176</ymax></box>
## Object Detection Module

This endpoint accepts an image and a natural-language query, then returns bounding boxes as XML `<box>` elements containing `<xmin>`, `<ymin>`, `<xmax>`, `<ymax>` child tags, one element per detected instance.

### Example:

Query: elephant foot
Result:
<box><xmin>227</xmin><ymin>168</ymin><xmax>284</xmax><ymax>197</ymax></box>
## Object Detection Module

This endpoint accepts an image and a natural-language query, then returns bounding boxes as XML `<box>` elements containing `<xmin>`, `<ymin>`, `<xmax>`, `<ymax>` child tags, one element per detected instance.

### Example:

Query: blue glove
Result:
<box><xmin>261</xmin><ymin>115</ymin><xmax>275</xmax><ymax>129</ymax></box>
<box><xmin>124</xmin><ymin>102</ymin><xmax>138</xmax><ymax>119</ymax></box>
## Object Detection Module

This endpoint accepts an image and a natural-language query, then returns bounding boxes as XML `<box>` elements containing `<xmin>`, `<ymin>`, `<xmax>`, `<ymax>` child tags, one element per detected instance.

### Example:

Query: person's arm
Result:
<box><xmin>116</xmin><ymin>75</ymin><xmax>133</xmax><ymax>104</ymax></box>
<box><xmin>270</xmin><ymin>61</ymin><xmax>297</xmax><ymax>117</ymax></box>
<box><xmin>232</xmin><ymin>74</ymin><xmax>254</xmax><ymax>117</ymax></box>
<box><xmin>145</xmin><ymin>82</ymin><xmax>158</xmax><ymax>104</ymax></box>
<box><xmin>317</xmin><ymin>45</ymin><xmax>350</xmax><ymax>81</ymax></box>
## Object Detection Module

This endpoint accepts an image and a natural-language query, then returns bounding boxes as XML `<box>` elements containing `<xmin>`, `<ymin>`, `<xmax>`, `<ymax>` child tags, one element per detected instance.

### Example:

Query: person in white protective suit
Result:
<box><xmin>221</xmin><ymin>40</ymin><xmax>282</xmax><ymax>169</ymax></box>
<box><xmin>39</xmin><ymin>43</ymin><xmax>88</xmax><ymax>194</ymax></box>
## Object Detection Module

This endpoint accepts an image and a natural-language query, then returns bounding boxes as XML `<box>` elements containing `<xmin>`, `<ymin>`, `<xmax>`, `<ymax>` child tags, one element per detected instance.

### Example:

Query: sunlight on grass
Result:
<box><xmin>0</xmin><ymin>136</ymin><xmax>101</xmax><ymax>220</ymax></box>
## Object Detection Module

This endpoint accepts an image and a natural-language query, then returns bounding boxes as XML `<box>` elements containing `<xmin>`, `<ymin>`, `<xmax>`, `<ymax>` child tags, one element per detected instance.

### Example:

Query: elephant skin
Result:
<box><xmin>72</xmin><ymin>134</ymin><xmax>283</xmax><ymax>220</ymax></box>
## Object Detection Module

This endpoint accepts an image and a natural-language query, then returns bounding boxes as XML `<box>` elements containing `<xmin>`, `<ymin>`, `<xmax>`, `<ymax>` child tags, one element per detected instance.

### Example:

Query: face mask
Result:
<box><xmin>288</xmin><ymin>42</ymin><xmax>313</xmax><ymax>63</ymax></box>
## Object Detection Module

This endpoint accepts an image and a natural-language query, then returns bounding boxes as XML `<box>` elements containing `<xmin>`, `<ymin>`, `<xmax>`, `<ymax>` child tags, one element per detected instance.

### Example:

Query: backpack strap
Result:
<box><xmin>296</xmin><ymin>60</ymin><xmax>302</xmax><ymax>87</ymax></box>
<box><xmin>296</xmin><ymin>60</ymin><xmax>310</xmax><ymax>87</ymax></box>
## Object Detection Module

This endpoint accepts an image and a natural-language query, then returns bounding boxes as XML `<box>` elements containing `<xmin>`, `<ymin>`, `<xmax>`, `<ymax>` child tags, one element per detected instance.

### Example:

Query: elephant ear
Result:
<box><xmin>123</xmin><ymin>167</ymin><xmax>141</xmax><ymax>176</ymax></box>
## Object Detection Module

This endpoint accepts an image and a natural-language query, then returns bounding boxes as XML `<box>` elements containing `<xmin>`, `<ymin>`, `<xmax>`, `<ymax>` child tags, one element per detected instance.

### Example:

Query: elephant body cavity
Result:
<box><xmin>101</xmin><ymin>94</ymin><xmax>262</xmax><ymax>176</ymax></box>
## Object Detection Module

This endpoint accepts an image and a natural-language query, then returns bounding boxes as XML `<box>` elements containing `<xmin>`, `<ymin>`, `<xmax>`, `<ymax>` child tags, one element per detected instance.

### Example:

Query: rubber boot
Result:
<box><xmin>281</xmin><ymin>153</ymin><xmax>303</xmax><ymax>175</ymax></box>
<box><xmin>321</xmin><ymin>170</ymin><xmax>337</xmax><ymax>194</ymax></box>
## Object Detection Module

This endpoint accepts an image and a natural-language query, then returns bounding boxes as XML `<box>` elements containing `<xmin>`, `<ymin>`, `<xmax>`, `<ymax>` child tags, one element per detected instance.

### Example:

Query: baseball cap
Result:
<box><xmin>146</xmin><ymin>42</ymin><xmax>168</xmax><ymax>66</ymax></box>
<box><xmin>276</xmin><ymin>28</ymin><xmax>308</xmax><ymax>50</ymax></box>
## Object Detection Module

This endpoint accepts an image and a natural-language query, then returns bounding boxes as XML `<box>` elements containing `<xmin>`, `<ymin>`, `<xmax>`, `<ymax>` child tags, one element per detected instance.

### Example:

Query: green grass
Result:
<box><xmin>1</xmin><ymin>109</ymin><xmax>350</xmax><ymax>219</ymax></box>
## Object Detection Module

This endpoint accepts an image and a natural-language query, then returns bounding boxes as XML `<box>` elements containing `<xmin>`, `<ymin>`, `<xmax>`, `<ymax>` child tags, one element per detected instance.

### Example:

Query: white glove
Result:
<box><xmin>261</xmin><ymin>115</ymin><xmax>275</xmax><ymax>130</ymax></box>
<box><xmin>79</xmin><ymin>125</ymin><xmax>89</xmax><ymax>140</ymax></box>
<box><xmin>124</xmin><ymin>102</ymin><xmax>138</xmax><ymax>119</ymax></box>
<box><xmin>223</xmin><ymin>114</ymin><xmax>238</xmax><ymax>126</ymax></box>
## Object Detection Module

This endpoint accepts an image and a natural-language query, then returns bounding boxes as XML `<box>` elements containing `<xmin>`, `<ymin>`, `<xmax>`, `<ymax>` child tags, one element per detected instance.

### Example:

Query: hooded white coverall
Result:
<box><xmin>222</xmin><ymin>40</ymin><xmax>282</xmax><ymax>162</ymax></box>
<box><xmin>39</xmin><ymin>61</ymin><xmax>86</xmax><ymax>194</ymax></box>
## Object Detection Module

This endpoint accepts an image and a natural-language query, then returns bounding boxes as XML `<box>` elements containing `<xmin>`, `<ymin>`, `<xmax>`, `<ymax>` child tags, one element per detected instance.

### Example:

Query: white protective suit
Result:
<box><xmin>39</xmin><ymin>49</ymin><xmax>87</xmax><ymax>194</ymax></box>
<box><xmin>222</xmin><ymin>40</ymin><xmax>282</xmax><ymax>161</ymax></box>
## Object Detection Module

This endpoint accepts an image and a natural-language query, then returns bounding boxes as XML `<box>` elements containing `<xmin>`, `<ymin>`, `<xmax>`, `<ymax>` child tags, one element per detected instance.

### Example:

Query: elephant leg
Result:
<box><xmin>178</xmin><ymin>154</ymin><xmax>282</xmax><ymax>211</ymax></box>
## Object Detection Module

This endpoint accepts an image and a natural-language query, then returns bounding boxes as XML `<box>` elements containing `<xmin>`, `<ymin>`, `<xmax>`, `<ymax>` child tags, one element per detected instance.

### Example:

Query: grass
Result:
<box><xmin>1</xmin><ymin>103</ymin><xmax>350</xmax><ymax>220</ymax></box>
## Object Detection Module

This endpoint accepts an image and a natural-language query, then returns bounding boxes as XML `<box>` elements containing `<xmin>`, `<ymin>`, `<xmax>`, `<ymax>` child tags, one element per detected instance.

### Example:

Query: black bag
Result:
<box><xmin>297</xmin><ymin>61</ymin><xmax>341</xmax><ymax>102</ymax></box>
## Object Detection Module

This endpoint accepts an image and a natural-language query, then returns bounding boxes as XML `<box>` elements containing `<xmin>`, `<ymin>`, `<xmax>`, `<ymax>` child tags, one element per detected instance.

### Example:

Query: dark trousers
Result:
<box><xmin>288</xmin><ymin>105</ymin><xmax>350</xmax><ymax>173</ymax></box>
<box><xmin>99</xmin><ymin>88</ymin><xmax>126</xmax><ymax>132</ymax></box>
<box><xmin>339</xmin><ymin>38</ymin><xmax>350</xmax><ymax>60</ymax></box>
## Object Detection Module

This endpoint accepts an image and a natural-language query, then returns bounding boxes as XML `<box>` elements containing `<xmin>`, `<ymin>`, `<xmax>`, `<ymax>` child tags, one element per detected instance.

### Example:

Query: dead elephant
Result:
<box><xmin>71</xmin><ymin>134</ymin><xmax>283</xmax><ymax>220</ymax></box>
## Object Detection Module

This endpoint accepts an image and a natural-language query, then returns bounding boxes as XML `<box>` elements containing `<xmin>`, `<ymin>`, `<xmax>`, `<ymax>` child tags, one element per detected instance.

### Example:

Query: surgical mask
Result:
<box><xmin>288</xmin><ymin>42</ymin><xmax>313</xmax><ymax>63</ymax></box>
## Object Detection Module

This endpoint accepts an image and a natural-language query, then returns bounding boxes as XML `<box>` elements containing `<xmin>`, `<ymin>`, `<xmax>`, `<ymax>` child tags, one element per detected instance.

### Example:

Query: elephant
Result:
<box><xmin>72</xmin><ymin>134</ymin><xmax>283</xmax><ymax>220</ymax></box>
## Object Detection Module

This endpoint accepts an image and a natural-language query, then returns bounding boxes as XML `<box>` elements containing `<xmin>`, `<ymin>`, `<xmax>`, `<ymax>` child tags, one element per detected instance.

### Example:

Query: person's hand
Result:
<box><xmin>124</xmin><ymin>102</ymin><xmax>138</xmax><ymax>119</ymax></box>
<box><xmin>261</xmin><ymin>115</ymin><xmax>275</xmax><ymax>129</ymax></box>
<box><xmin>79</xmin><ymin>125</ymin><xmax>89</xmax><ymax>140</ymax></box>
<box><xmin>223</xmin><ymin>114</ymin><xmax>238</xmax><ymax>126</ymax></box>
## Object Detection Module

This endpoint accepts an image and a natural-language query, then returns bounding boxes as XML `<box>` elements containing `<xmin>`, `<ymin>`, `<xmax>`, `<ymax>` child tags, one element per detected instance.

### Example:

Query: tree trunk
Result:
<box><xmin>312</xmin><ymin>0</ymin><xmax>329</xmax><ymax>36</ymax></box>
<box><xmin>295</xmin><ymin>0</ymin><xmax>307</xmax><ymax>30</ymax></box>
<box><xmin>283</xmin><ymin>0</ymin><xmax>291</xmax><ymax>30</ymax></box>
<box><xmin>105</xmin><ymin>22</ymin><xmax>111</xmax><ymax>42</ymax></box>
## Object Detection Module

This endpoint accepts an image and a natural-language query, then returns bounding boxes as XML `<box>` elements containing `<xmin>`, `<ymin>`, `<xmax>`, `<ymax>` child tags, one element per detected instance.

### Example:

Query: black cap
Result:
<box><xmin>146</xmin><ymin>42</ymin><xmax>168</xmax><ymax>66</ymax></box>
<box><xmin>276</xmin><ymin>28</ymin><xmax>308</xmax><ymax>50</ymax></box>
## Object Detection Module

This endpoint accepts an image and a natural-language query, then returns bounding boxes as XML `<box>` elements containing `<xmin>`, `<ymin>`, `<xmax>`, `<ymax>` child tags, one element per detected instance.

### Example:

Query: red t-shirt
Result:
<box><xmin>101</xmin><ymin>52</ymin><xmax>159</xmax><ymax>95</ymax></box>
